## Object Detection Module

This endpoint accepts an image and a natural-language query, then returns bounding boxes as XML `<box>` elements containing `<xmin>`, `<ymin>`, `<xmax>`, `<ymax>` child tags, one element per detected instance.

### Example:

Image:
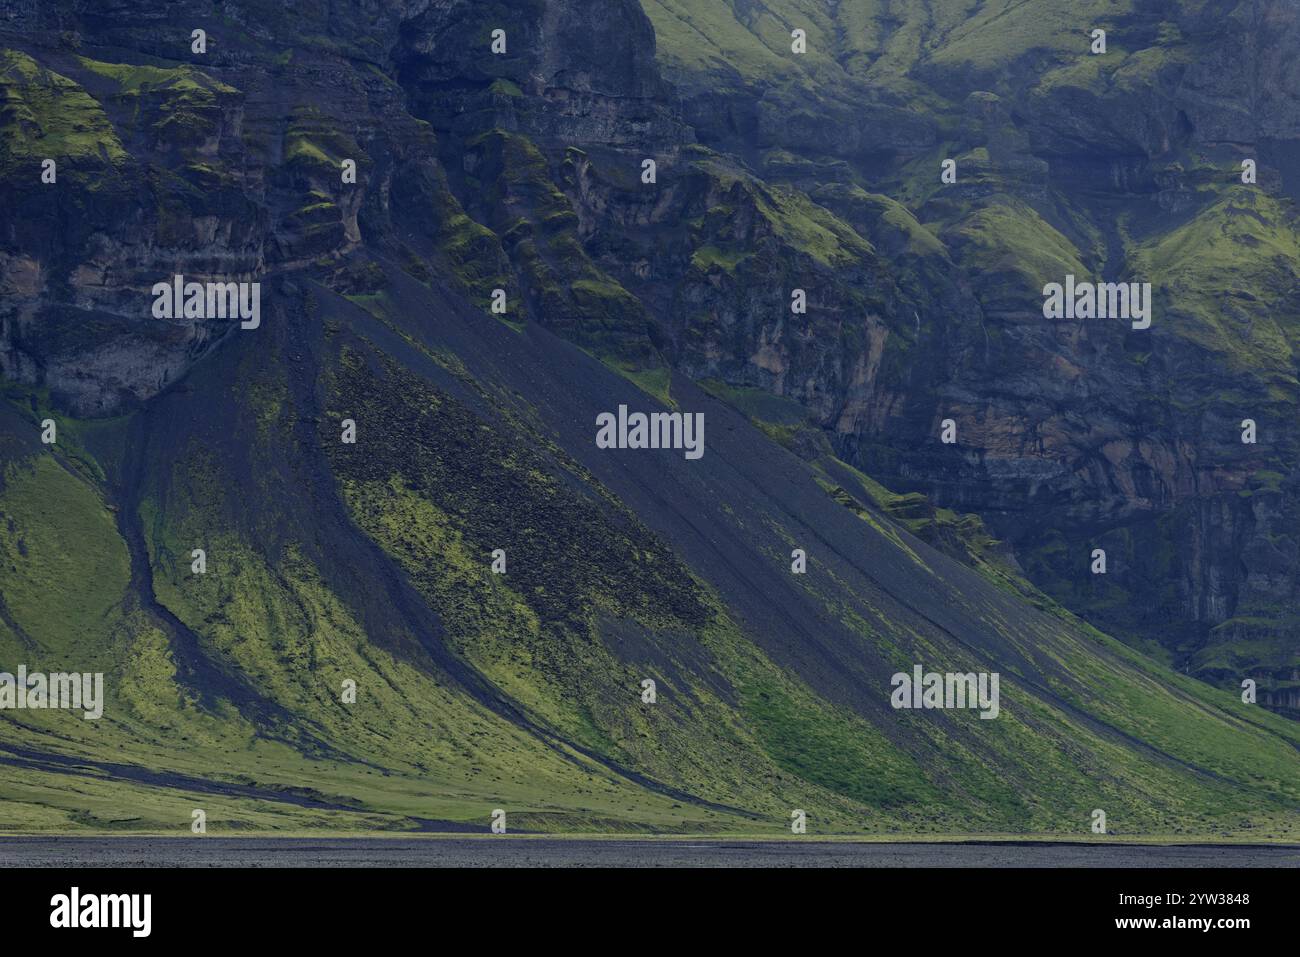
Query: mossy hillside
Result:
<box><xmin>689</xmin><ymin>153</ymin><xmax>875</xmax><ymax>269</ymax></box>
<box><xmin>317</xmin><ymin>343</ymin><xmax>1026</xmax><ymax>829</ymax></box>
<box><xmin>0</xmin><ymin>455</ymin><xmax>128</xmax><ymax>661</ymax></box>
<box><xmin>124</xmin><ymin>362</ymin><xmax>742</xmax><ymax>832</ymax></box>
<box><xmin>314</xmin><ymin>335</ymin><xmax>1069</xmax><ymax>828</ymax></box>
<box><xmin>755</xmin><ymin>187</ymin><xmax>874</xmax><ymax>269</ymax></box>
<box><xmin>317</xmin><ymin>340</ymin><xmax>935</xmax><ymax>825</ymax></box>
<box><xmin>3</xmin><ymin>338</ymin><xmax>1297</xmax><ymax>834</ymax></box>
<box><xmin>0</xmin><ymin>450</ymin><xmax>194</xmax><ymax>791</ymax></box>
<box><xmin>147</xmin><ymin>515</ymin><xmax>710</xmax><ymax>830</ymax></box>
<box><xmin>641</xmin><ymin>0</ymin><xmax>944</xmax><ymax>90</ymax></box>
<box><xmin>926</xmin><ymin>0</ymin><xmax>1135</xmax><ymax>74</ymax></box>
<box><xmin>0</xmin><ymin>759</ymin><xmax>403</xmax><ymax>833</ymax></box>
<box><xmin>0</xmin><ymin>398</ymin><xmax>209</xmax><ymax>744</ymax></box>
<box><xmin>75</xmin><ymin>58</ymin><xmax>237</xmax><ymax>100</ymax></box>
<box><xmin>738</xmin><ymin>669</ymin><xmax>940</xmax><ymax>812</ymax></box>
<box><xmin>322</xmin><ymin>329</ymin><xmax>1300</xmax><ymax>834</ymax></box>
<box><xmin>5</xmin><ymin>5</ymin><xmax>1300</xmax><ymax>835</ymax></box>
<box><xmin>941</xmin><ymin>197</ymin><xmax>1089</xmax><ymax>314</ymax></box>
<box><xmin>0</xmin><ymin>450</ymin><xmax>692</xmax><ymax>832</ymax></box>
<box><xmin>793</xmin><ymin>452</ymin><xmax>1300</xmax><ymax>833</ymax></box>
<box><xmin>690</xmin><ymin>244</ymin><xmax>751</xmax><ymax>274</ymax></box>
<box><xmin>603</xmin><ymin>359</ymin><xmax>674</xmax><ymax>407</ymax></box>
<box><xmin>0</xmin><ymin>434</ymin><xmax>213</xmax><ymax>721</ymax></box>
<box><xmin>1033</xmin><ymin>41</ymin><xmax>1171</xmax><ymax>98</ymax></box>
<box><xmin>73</xmin><ymin>56</ymin><xmax>238</xmax><ymax>151</ymax></box>
<box><xmin>1038</xmin><ymin>623</ymin><xmax>1300</xmax><ymax>830</ymax></box>
<box><xmin>939</xmin><ymin>566</ymin><xmax>1300</xmax><ymax>835</ymax></box>
<box><xmin>1132</xmin><ymin>188</ymin><xmax>1300</xmax><ymax>385</ymax></box>
<box><xmin>0</xmin><ymin>50</ymin><xmax>127</xmax><ymax>175</ymax></box>
<box><xmin>641</xmin><ymin>0</ymin><xmax>824</xmax><ymax>95</ymax></box>
<box><xmin>325</xmin><ymin>345</ymin><xmax>708</xmax><ymax>637</ymax></box>
<box><xmin>699</xmin><ymin>379</ymin><xmax>809</xmax><ymax>427</ymax></box>
<box><xmin>813</xmin><ymin>184</ymin><xmax>946</xmax><ymax>261</ymax></box>
<box><xmin>1108</xmin><ymin>36</ymin><xmax>1194</xmax><ymax>93</ymax></box>
<box><xmin>640</xmin><ymin>0</ymin><xmax>939</xmax><ymax>108</ymax></box>
<box><xmin>758</xmin><ymin>493</ymin><xmax>1200</xmax><ymax>830</ymax></box>
<box><xmin>0</xmin><ymin>442</ymin><xmax>334</xmax><ymax>830</ymax></box>
<box><xmin>337</xmin><ymin>473</ymin><xmax>909</xmax><ymax>827</ymax></box>
<box><xmin>0</xmin><ymin>382</ymin><xmax>721</xmax><ymax>833</ymax></box>
<box><xmin>754</xmin><ymin>508</ymin><xmax>1291</xmax><ymax>834</ymax></box>
<box><xmin>640</xmin><ymin>0</ymin><xmax>1171</xmax><ymax>137</ymax></box>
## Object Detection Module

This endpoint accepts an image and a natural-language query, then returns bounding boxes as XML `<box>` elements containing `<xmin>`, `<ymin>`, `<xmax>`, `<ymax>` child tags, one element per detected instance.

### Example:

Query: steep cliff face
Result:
<box><xmin>633</xmin><ymin>0</ymin><xmax>1300</xmax><ymax>716</ymax></box>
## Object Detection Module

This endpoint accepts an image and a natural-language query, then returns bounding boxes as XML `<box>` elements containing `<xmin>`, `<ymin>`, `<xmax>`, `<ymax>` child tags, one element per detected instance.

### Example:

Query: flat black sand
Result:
<box><xmin>2</xmin><ymin>838</ymin><xmax>1297</xmax><ymax>868</ymax></box>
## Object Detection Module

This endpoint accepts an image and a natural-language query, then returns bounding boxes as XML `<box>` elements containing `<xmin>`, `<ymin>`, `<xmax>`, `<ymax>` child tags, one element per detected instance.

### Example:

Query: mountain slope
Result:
<box><xmin>0</xmin><ymin>0</ymin><xmax>1297</xmax><ymax>835</ymax></box>
<box><xmin>3</xmin><ymin>256</ymin><xmax>1299</xmax><ymax>835</ymax></box>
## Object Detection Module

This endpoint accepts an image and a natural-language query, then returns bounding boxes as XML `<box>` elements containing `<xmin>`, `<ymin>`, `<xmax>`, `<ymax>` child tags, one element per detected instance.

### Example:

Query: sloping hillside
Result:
<box><xmin>2</xmin><ymin>260</ymin><xmax>1298</xmax><ymax>835</ymax></box>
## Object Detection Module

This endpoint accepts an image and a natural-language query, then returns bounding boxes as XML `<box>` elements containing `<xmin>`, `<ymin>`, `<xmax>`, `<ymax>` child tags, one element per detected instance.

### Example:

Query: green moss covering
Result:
<box><xmin>690</xmin><ymin>244</ymin><xmax>753</xmax><ymax>274</ymax></box>
<box><xmin>489</xmin><ymin>78</ymin><xmax>523</xmax><ymax>97</ymax></box>
<box><xmin>283</xmin><ymin>108</ymin><xmax>363</xmax><ymax>171</ymax></box>
<box><xmin>1133</xmin><ymin>188</ymin><xmax>1300</xmax><ymax>381</ymax></box>
<box><xmin>0</xmin><ymin>51</ymin><xmax>127</xmax><ymax>171</ymax></box>
<box><xmin>75</xmin><ymin>57</ymin><xmax>237</xmax><ymax>99</ymax></box>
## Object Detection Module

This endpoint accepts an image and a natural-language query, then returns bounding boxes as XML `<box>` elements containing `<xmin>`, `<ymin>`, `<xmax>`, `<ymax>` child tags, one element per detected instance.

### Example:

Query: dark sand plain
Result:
<box><xmin>2</xmin><ymin>837</ymin><xmax>1297</xmax><ymax>868</ymax></box>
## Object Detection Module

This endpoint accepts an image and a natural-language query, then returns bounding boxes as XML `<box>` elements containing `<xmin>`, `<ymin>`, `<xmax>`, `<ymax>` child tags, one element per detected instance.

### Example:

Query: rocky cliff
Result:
<box><xmin>3</xmin><ymin>1</ymin><xmax>1298</xmax><ymax>713</ymax></box>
